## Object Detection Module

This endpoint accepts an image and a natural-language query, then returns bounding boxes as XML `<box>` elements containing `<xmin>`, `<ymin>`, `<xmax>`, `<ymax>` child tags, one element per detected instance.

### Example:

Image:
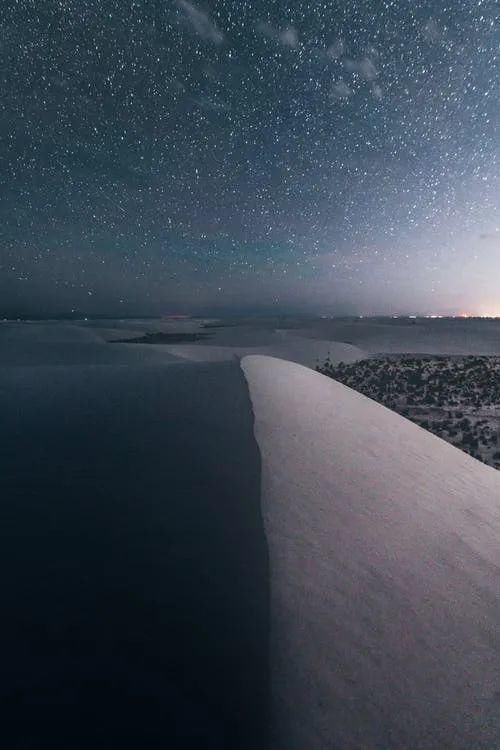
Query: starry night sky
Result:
<box><xmin>1</xmin><ymin>0</ymin><xmax>498</xmax><ymax>316</ymax></box>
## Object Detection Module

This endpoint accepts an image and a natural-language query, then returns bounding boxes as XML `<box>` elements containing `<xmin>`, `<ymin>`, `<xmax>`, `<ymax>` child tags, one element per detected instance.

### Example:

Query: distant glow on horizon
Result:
<box><xmin>477</xmin><ymin>305</ymin><xmax>500</xmax><ymax>319</ymax></box>
<box><xmin>458</xmin><ymin>312</ymin><xmax>500</xmax><ymax>319</ymax></box>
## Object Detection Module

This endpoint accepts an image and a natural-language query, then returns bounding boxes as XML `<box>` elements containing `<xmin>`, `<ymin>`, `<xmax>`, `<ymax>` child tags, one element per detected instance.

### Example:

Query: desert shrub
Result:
<box><xmin>463</xmin><ymin>433</ymin><xmax>478</xmax><ymax>449</ymax></box>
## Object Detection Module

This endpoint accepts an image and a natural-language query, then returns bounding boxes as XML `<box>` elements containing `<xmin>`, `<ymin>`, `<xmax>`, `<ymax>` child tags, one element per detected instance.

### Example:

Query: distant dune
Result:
<box><xmin>0</xmin><ymin>321</ymin><xmax>105</xmax><ymax>344</ymax></box>
<box><xmin>296</xmin><ymin>317</ymin><xmax>500</xmax><ymax>355</ymax></box>
<box><xmin>162</xmin><ymin>336</ymin><xmax>366</xmax><ymax>368</ymax></box>
<box><xmin>0</xmin><ymin>321</ymin><xmax>184</xmax><ymax>366</ymax></box>
<box><xmin>242</xmin><ymin>355</ymin><xmax>500</xmax><ymax>750</ymax></box>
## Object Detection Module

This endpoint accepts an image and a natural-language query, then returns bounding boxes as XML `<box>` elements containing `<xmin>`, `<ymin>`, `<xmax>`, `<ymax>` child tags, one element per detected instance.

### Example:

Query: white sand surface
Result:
<box><xmin>0</xmin><ymin>321</ymin><xmax>105</xmax><ymax>344</ymax></box>
<box><xmin>0</xmin><ymin>322</ymin><xmax>183</xmax><ymax>366</ymax></box>
<box><xmin>297</xmin><ymin>318</ymin><xmax>500</xmax><ymax>354</ymax></box>
<box><xmin>79</xmin><ymin>315</ymin><xmax>500</xmax><ymax>360</ymax></box>
<box><xmin>87</xmin><ymin>318</ymin><xmax>211</xmax><ymax>340</ymax></box>
<box><xmin>164</xmin><ymin>336</ymin><xmax>366</xmax><ymax>368</ymax></box>
<box><xmin>242</xmin><ymin>355</ymin><xmax>500</xmax><ymax>749</ymax></box>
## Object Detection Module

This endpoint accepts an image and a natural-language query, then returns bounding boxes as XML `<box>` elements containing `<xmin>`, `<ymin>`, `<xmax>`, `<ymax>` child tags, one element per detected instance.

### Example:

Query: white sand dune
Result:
<box><xmin>0</xmin><ymin>323</ymin><xmax>184</xmax><ymax>366</ymax></box>
<box><xmin>75</xmin><ymin>315</ymin><xmax>500</xmax><ymax>355</ymax></box>
<box><xmin>0</xmin><ymin>321</ymin><xmax>105</xmax><ymax>344</ymax></box>
<box><xmin>0</xmin><ymin>344</ymin><xmax>184</xmax><ymax>367</ymax></box>
<box><xmin>84</xmin><ymin>320</ymin><xmax>367</xmax><ymax>368</ymax></box>
<box><xmin>164</xmin><ymin>337</ymin><xmax>366</xmax><ymax>369</ymax></box>
<box><xmin>242</xmin><ymin>355</ymin><xmax>500</xmax><ymax>750</ymax></box>
<box><xmin>88</xmin><ymin>327</ymin><xmax>151</xmax><ymax>342</ymax></box>
<box><xmin>3</xmin><ymin>323</ymin><xmax>498</xmax><ymax>746</ymax></box>
<box><xmin>88</xmin><ymin>318</ymin><xmax>211</xmax><ymax>341</ymax></box>
<box><xmin>296</xmin><ymin>318</ymin><xmax>500</xmax><ymax>355</ymax></box>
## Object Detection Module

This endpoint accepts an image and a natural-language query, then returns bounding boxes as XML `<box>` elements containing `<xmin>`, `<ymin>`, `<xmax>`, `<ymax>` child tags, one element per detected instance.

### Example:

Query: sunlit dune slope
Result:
<box><xmin>242</xmin><ymin>355</ymin><xmax>500</xmax><ymax>750</ymax></box>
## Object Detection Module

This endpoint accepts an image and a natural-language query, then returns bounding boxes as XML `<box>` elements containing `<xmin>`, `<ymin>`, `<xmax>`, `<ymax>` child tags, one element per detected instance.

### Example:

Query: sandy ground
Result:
<box><xmin>0</xmin><ymin>361</ymin><xmax>268</xmax><ymax>748</ymax></box>
<box><xmin>243</xmin><ymin>355</ymin><xmax>500</xmax><ymax>750</ymax></box>
<box><xmin>162</xmin><ymin>335</ymin><xmax>366</xmax><ymax>368</ymax></box>
<box><xmin>88</xmin><ymin>315</ymin><xmax>500</xmax><ymax>356</ymax></box>
<box><xmin>1</xmin><ymin>320</ymin><xmax>499</xmax><ymax>748</ymax></box>
<box><xmin>0</xmin><ymin>320</ymin><xmax>366</xmax><ymax>369</ymax></box>
<box><xmin>0</xmin><ymin>322</ymin><xmax>183</xmax><ymax>366</ymax></box>
<box><xmin>295</xmin><ymin>317</ymin><xmax>500</xmax><ymax>355</ymax></box>
<box><xmin>5</xmin><ymin>316</ymin><xmax>500</xmax><ymax>368</ymax></box>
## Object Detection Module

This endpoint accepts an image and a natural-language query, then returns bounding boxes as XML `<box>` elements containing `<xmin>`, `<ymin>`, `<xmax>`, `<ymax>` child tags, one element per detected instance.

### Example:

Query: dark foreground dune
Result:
<box><xmin>0</xmin><ymin>361</ymin><xmax>269</xmax><ymax>748</ymax></box>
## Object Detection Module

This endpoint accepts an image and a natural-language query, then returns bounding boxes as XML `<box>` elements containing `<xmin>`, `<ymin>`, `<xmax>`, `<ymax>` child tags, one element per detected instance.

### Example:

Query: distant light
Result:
<box><xmin>458</xmin><ymin>311</ymin><xmax>500</xmax><ymax>319</ymax></box>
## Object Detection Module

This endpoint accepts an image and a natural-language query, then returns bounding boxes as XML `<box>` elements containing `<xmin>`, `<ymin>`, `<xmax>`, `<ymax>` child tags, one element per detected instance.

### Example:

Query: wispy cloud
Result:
<box><xmin>166</xmin><ymin>76</ymin><xmax>186</xmax><ymax>93</ymax></box>
<box><xmin>279</xmin><ymin>27</ymin><xmax>299</xmax><ymax>49</ymax></box>
<box><xmin>330</xmin><ymin>79</ymin><xmax>353</xmax><ymax>100</ymax></box>
<box><xmin>256</xmin><ymin>21</ymin><xmax>299</xmax><ymax>49</ymax></box>
<box><xmin>423</xmin><ymin>18</ymin><xmax>441</xmax><ymax>43</ymax></box>
<box><xmin>193</xmin><ymin>95</ymin><xmax>231</xmax><ymax>112</ymax></box>
<box><xmin>343</xmin><ymin>57</ymin><xmax>378</xmax><ymax>81</ymax></box>
<box><xmin>371</xmin><ymin>83</ymin><xmax>383</xmax><ymax>100</ymax></box>
<box><xmin>177</xmin><ymin>1</ymin><xmax>224</xmax><ymax>44</ymax></box>
<box><xmin>326</xmin><ymin>38</ymin><xmax>344</xmax><ymax>60</ymax></box>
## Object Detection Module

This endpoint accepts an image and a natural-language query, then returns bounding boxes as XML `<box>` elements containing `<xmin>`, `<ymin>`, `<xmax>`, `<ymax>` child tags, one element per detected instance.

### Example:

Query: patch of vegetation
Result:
<box><xmin>317</xmin><ymin>355</ymin><xmax>500</xmax><ymax>470</ymax></box>
<box><xmin>111</xmin><ymin>332</ymin><xmax>214</xmax><ymax>344</ymax></box>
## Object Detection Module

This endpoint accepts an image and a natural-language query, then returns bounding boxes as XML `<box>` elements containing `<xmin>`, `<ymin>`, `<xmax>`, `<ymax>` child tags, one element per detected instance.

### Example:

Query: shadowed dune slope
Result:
<box><xmin>0</xmin><ymin>322</ymin><xmax>104</xmax><ymax>344</ymax></box>
<box><xmin>0</xmin><ymin>323</ymin><xmax>183</xmax><ymax>366</ymax></box>
<box><xmin>0</xmin><ymin>361</ymin><xmax>268</xmax><ymax>749</ymax></box>
<box><xmin>242</xmin><ymin>355</ymin><xmax>500</xmax><ymax>750</ymax></box>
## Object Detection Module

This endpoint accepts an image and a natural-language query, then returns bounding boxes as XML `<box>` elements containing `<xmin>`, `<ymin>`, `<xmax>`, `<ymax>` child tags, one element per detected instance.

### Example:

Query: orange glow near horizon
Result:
<box><xmin>457</xmin><ymin>310</ymin><xmax>500</xmax><ymax>319</ymax></box>
<box><xmin>476</xmin><ymin>304</ymin><xmax>500</xmax><ymax>318</ymax></box>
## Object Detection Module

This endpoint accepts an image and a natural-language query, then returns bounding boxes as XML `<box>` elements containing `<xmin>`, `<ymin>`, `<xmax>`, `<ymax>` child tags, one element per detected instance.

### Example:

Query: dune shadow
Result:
<box><xmin>0</xmin><ymin>362</ymin><xmax>269</xmax><ymax>748</ymax></box>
